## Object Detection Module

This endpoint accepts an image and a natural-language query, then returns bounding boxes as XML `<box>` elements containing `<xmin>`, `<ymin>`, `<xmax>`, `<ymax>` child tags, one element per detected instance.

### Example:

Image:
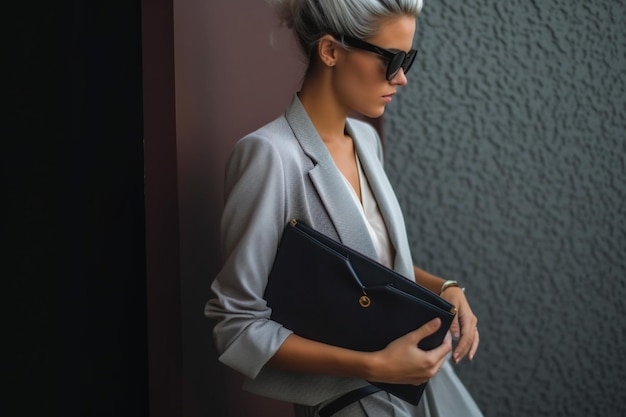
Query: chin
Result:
<box><xmin>358</xmin><ymin>106</ymin><xmax>386</xmax><ymax>119</ymax></box>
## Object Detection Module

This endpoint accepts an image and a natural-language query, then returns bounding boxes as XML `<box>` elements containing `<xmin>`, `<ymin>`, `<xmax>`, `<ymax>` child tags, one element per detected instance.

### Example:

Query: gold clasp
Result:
<box><xmin>359</xmin><ymin>290</ymin><xmax>371</xmax><ymax>308</ymax></box>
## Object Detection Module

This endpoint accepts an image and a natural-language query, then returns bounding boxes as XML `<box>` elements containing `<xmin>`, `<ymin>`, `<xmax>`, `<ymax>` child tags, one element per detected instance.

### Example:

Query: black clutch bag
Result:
<box><xmin>264</xmin><ymin>219</ymin><xmax>457</xmax><ymax>405</ymax></box>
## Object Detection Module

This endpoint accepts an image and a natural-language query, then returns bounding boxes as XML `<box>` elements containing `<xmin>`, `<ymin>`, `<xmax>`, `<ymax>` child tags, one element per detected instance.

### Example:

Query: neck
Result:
<box><xmin>298</xmin><ymin>70</ymin><xmax>350</xmax><ymax>144</ymax></box>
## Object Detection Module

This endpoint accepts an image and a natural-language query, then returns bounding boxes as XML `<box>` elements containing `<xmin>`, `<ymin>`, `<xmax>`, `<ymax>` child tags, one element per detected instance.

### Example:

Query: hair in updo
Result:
<box><xmin>269</xmin><ymin>0</ymin><xmax>423</xmax><ymax>66</ymax></box>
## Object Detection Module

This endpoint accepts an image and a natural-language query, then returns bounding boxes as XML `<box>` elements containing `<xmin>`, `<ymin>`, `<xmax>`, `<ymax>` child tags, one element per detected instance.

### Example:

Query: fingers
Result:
<box><xmin>411</xmin><ymin>321</ymin><xmax>452</xmax><ymax>384</ymax></box>
<box><xmin>402</xmin><ymin>317</ymin><xmax>452</xmax><ymax>364</ymax></box>
<box><xmin>468</xmin><ymin>327</ymin><xmax>480</xmax><ymax>360</ymax></box>
<box><xmin>375</xmin><ymin>318</ymin><xmax>450</xmax><ymax>385</ymax></box>
<box><xmin>407</xmin><ymin>317</ymin><xmax>442</xmax><ymax>343</ymax></box>
<box><xmin>452</xmin><ymin>315</ymin><xmax>478</xmax><ymax>364</ymax></box>
<box><xmin>423</xmin><ymin>317</ymin><xmax>442</xmax><ymax>334</ymax></box>
<box><xmin>449</xmin><ymin>315</ymin><xmax>461</xmax><ymax>339</ymax></box>
<box><xmin>432</xmin><ymin>330</ymin><xmax>453</xmax><ymax>360</ymax></box>
<box><xmin>419</xmin><ymin>320</ymin><xmax>453</xmax><ymax>368</ymax></box>
<box><xmin>424</xmin><ymin>332</ymin><xmax>453</xmax><ymax>381</ymax></box>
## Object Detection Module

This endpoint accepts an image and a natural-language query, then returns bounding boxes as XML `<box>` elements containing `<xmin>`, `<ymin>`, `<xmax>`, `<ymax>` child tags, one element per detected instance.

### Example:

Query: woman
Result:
<box><xmin>205</xmin><ymin>1</ymin><xmax>482</xmax><ymax>416</ymax></box>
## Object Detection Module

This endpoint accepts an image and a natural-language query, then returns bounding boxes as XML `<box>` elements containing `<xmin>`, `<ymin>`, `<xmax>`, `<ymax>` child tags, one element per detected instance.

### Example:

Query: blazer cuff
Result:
<box><xmin>218</xmin><ymin>319</ymin><xmax>293</xmax><ymax>378</ymax></box>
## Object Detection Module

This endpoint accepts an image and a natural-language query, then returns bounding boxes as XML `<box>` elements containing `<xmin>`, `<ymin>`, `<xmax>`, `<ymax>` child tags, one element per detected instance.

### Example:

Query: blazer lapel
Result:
<box><xmin>347</xmin><ymin>120</ymin><xmax>414</xmax><ymax>279</ymax></box>
<box><xmin>285</xmin><ymin>96</ymin><xmax>377</xmax><ymax>259</ymax></box>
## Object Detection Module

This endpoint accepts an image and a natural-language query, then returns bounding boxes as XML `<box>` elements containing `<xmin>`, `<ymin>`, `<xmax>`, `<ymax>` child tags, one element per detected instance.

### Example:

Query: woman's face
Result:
<box><xmin>333</xmin><ymin>15</ymin><xmax>416</xmax><ymax>118</ymax></box>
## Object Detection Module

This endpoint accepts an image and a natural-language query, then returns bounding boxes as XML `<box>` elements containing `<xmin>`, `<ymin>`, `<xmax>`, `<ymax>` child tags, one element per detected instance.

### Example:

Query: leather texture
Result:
<box><xmin>265</xmin><ymin>220</ymin><xmax>455</xmax><ymax>405</ymax></box>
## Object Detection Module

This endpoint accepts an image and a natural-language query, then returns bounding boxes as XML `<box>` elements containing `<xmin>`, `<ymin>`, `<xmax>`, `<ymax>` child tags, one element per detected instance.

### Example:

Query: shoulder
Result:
<box><xmin>232</xmin><ymin>115</ymin><xmax>300</xmax><ymax>157</ymax></box>
<box><xmin>229</xmin><ymin>115</ymin><xmax>295</xmax><ymax>165</ymax></box>
<box><xmin>224</xmin><ymin>114</ymin><xmax>310</xmax><ymax>192</ymax></box>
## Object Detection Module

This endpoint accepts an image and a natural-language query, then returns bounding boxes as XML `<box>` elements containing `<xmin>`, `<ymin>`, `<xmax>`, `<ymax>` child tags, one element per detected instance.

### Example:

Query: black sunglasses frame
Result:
<box><xmin>335</xmin><ymin>34</ymin><xmax>418</xmax><ymax>81</ymax></box>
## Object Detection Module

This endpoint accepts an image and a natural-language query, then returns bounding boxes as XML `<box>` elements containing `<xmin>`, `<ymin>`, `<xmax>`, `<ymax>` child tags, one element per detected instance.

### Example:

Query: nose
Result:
<box><xmin>389</xmin><ymin>68</ymin><xmax>408</xmax><ymax>86</ymax></box>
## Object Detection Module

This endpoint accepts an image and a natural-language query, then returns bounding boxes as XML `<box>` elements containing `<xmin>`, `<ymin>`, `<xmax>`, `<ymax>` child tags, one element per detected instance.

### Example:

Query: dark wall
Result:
<box><xmin>8</xmin><ymin>1</ymin><xmax>148</xmax><ymax>415</ymax></box>
<box><xmin>385</xmin><ymin>1</ymin><xmax>626</xmax><ymax>416</ymax></box>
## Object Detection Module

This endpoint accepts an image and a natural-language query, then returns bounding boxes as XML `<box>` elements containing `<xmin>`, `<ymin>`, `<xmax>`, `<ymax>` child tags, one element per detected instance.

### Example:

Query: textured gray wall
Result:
<box><xmin>384</xmin><ymin>1</ymin><xmax>626</xmax><ymax>416</ymax></box>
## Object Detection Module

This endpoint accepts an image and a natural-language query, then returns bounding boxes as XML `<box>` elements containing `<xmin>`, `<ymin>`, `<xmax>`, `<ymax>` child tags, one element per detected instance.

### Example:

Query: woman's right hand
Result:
<box><xmin>366</xmin><ymin>318</ymin><xmax>452</xmax><ymax>385</ymax></box>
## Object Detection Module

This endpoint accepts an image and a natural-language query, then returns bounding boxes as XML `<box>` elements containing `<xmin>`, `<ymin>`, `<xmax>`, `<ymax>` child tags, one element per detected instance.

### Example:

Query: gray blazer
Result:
<box><xmin>205</xmin><ymin>95</ymin><xmax>415</xmax><ymax>406</ymax></box>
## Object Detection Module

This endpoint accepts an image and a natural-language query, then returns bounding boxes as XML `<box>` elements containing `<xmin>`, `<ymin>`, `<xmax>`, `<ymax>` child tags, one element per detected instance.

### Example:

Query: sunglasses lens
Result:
<box><xmin>387</xmin><ymin>53</ymin><xmax>406</xmax><ymax>80</ymax></box>
<box><xmin>403</xmin><ymin>50</ymin><xmax>417</xmax><ymax>75</ymax></box>
<box><xmin>387</xmin><ymin>50</ymin><xmax>418</xmax><ymax>80</ymax></box>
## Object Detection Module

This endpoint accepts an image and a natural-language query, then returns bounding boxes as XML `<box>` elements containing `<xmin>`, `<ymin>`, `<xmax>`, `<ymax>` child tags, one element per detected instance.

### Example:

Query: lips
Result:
<box><xmin>382</xmin><ymin>92</ymin><xmax>395</xmax><ymax>103</ymax></box>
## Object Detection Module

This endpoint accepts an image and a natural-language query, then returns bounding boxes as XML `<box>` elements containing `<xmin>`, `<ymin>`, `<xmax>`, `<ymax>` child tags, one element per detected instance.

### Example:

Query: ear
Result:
<box><xmin>317</xmin><ymin>34</ymin><xmax>339</xmax><ymax>68</ymax></box>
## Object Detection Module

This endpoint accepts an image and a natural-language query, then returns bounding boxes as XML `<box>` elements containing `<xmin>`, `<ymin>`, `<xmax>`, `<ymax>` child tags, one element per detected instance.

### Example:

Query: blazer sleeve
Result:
<box><xmin>205</xmin><ymin>132</ymin><xmax>294</xmax><ymax>379</ymax></box>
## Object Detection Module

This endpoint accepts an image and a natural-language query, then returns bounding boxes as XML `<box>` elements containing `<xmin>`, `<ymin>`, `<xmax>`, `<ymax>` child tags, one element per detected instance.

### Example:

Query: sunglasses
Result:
<box><xmin>335</xmin><ymin>34</ymin><xmax>418</xmax><ymax>81</ymax></box>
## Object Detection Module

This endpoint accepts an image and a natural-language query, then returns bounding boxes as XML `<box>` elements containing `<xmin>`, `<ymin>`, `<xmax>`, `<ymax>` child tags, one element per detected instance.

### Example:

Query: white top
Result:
<box><xmin>341</xmin><ymin>153</ymin><xmax>395</xmax><ymax>268</ymax></box>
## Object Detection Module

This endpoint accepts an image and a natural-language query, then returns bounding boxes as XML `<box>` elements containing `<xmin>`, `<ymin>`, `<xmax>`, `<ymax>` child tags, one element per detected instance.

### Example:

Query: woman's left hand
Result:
<box><xmin>440</xmin><ymin>287</ymin><xmax>479</xmax><ymax>364</ymax></box>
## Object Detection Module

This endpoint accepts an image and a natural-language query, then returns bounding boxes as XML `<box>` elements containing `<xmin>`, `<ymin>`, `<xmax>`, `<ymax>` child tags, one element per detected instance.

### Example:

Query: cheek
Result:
<box><xmin>337</xmin><ymin>56</ymin><xmax>386</xmax><ymax>98</ymax></box>
<box><xmin>350</xmin><ymin>55</ymin><xmax>385</xmax><ymax>86</ymax></box>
